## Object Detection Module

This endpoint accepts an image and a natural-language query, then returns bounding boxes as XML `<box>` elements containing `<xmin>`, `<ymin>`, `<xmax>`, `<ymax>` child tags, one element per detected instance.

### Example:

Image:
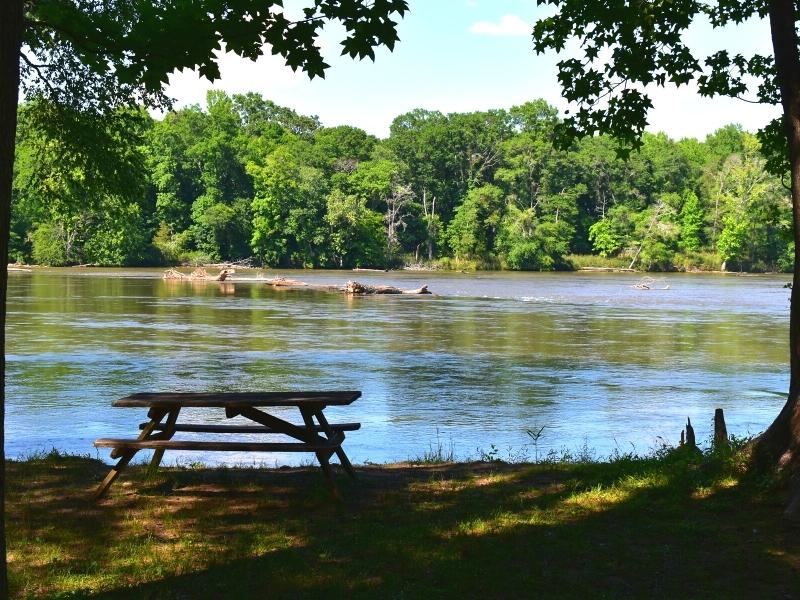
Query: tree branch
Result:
<box><xmin>19</xmin><ymin>52</ymin><xmax>59</xmax><ymax>95</ymax></box>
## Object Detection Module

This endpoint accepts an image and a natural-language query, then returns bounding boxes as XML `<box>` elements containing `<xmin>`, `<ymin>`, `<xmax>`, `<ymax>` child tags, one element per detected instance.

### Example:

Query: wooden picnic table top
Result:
<box><xmin>113</xmin><ymin>391</ymin><xmax>361</xmax><ymax>408</ymax></box>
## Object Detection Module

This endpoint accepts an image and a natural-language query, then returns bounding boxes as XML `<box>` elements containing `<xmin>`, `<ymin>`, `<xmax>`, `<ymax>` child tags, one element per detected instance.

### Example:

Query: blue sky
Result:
<box><xmin>164</xmin><ymin>0</ymin><xmax>780</xmax><ymax>141</ymax></box>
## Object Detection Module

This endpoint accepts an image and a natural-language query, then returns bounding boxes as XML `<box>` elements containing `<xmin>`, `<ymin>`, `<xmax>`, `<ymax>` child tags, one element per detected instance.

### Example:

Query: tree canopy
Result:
<box><xmin>12</xmin><ymin>94</ymin><xmax>790</xmax><ymax>272</ymax></box>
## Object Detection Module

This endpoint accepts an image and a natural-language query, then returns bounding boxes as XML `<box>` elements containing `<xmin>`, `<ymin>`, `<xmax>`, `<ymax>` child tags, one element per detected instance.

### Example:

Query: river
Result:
<box><xmin>5</xmin><ymin>268</ymin><xmax>791</xmax><ymax>465</ymax></box>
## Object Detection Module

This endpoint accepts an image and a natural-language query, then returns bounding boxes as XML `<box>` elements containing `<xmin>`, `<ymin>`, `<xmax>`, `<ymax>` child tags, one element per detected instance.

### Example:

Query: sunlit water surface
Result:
<box><xmin>5</xmin><ymin>268</ymin><xmax>791</xmax><ymax>465</ymax></box>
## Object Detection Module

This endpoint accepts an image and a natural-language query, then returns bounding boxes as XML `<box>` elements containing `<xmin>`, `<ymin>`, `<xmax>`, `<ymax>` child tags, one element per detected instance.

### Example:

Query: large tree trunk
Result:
<box><xmin>0</xmin><ymin>0</ymin><xmax>23</xmax><ymax>592</ymax></box>
<box><xmin>758</xmin><ymin>0</ymin><xmax>800</xmax><ymax>517</ymax></box>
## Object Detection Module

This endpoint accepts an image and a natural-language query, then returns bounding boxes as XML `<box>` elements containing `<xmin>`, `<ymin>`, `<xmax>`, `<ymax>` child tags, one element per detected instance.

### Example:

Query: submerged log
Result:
<box><xmin>266</xmin><ymin>277</ymin><xmax>340</xmax><ymax>291</ymax></box>
<box><xmin>265</xmin><ymin>277</ymin><xmax>431</xmax><ymax>295</ymax></box>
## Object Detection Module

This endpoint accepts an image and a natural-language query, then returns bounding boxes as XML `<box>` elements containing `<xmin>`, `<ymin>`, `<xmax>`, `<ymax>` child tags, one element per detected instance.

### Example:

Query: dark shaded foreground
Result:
<box><xmin>7</xmin><ymin>452</ymin><xmax>800</xmax><ymax>599</ymax></box>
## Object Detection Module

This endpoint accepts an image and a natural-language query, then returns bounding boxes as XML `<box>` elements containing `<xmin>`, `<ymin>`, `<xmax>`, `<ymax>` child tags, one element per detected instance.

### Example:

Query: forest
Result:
<box><xmin>10</xmin><ymin>92</ymin><xmax>793</xmax><ymax>272</ymax></box>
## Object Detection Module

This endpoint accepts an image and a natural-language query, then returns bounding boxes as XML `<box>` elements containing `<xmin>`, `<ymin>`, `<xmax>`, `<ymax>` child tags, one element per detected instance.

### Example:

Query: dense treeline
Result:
<box><xmin>10</xmin><ymin>92</ymin><xmax>793</xmax><ymax>271</ymax></box>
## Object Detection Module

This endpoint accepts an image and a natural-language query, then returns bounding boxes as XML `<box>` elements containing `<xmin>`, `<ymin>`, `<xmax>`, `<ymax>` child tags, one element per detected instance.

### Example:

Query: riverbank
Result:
<box><xmin>8</xmin><ymin>449</ymin><xmax>799</xmax><ymax>599</ymax></box>
<box><xmin>9</xmin><ymin>251</ymin><xmax>791</xmax><ymax>275</ymax></box>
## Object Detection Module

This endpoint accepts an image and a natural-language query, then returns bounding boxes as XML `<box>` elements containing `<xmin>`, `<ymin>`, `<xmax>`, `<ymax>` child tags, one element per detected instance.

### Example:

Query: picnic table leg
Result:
<box><xmin>299</xmin><ymin>407</ymin><xmax>339</xmax><ymax>498</ymax></box>
<box><xmin>149</xmin><ymin>408</ymin><xmax>181</xmax><ymax>472</ymax></box>
<box><xmin>95</xmin><ymin>408</ymin><xmax>168</xmax><ymax>500</ymax></box>
<box><xmin>313</xmin><ymin>409</ymin><xmax>356</xmax><ymax>479</ymax></box>
<box><xmin>94</xmin><ymin>452</ymin><xmax>137</xmax><ymax>500</ymax></box>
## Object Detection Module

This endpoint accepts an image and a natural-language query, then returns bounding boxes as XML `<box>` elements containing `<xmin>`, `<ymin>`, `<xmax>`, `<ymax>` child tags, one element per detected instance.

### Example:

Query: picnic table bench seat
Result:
<box><xmin>94</xmin><ymin>438</ymin><xmax>345</xmax><ymax>453</ymax></box>
<box><xmin>93</xmin><ymin>391</ymin><xmax>361</xmax><ymax>500</ymax></box>
<box><xmin>138</xmin><ymin>422</ymin><xmax>361</xmax><ymax>434</ymax></box>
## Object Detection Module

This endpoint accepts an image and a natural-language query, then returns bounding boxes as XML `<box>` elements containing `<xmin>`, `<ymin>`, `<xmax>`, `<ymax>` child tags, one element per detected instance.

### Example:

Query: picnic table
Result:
<box><xmin>93</xmin><ymin>391</ymin><xmax>361</xmax><ymax>499</ymax></box>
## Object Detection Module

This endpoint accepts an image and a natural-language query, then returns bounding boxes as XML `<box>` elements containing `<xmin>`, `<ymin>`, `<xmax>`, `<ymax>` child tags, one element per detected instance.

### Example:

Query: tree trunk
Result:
<box><xmin>0</xmin><ymin>0</ymin><xmax>24</xmax><ymax>593</ymax></box>
<box><xmin>757</xmin><ymin>0</ymin><xmax>800</xmax><ymax>517</ymax></box>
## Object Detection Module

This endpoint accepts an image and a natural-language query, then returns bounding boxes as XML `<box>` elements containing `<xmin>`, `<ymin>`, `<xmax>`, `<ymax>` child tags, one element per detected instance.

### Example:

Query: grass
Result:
<box><xmin>566</xmin><ymin>254</ymin><xmax>632</xmax><ymax>270</ymax></box>
<box><xmin>7</xmin><ymin>445</ymin><xmax>800</xmax><ymax>599</ymax></box>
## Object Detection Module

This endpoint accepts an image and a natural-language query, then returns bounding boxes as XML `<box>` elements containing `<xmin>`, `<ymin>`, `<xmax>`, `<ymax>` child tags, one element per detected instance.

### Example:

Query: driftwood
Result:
<box><xmin>163</xmin><ymin>268</ymin><xmax>230</xmax><ymax>281</ymax></box>
<box><xmin>632</xmin><ymin>276</ymin><xmax>670</xmax><ymax>290</ymax></box>
<box><xmin>266</xmin><ymin>277</ymin><xmax>431</xmax><ymax>295</ymax></box>
<box><xmin>343</xmin><ymin>280</ymin><xmax>429</xmax><ymax>295</ymax></box>
<box><xmin>267</xmin><ymin>277</ymin><xmax>340</xmax><ymax>291</ymax></box>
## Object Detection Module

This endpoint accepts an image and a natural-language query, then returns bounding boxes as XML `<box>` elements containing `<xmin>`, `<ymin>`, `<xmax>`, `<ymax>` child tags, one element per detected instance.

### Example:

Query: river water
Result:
<box><xmin>5</xmin><ymin>268</ymin><xmax>792</xmax><ymax>465</ymax></box>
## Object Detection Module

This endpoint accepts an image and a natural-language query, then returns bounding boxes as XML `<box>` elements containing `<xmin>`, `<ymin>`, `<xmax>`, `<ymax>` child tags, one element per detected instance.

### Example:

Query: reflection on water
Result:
<box><xmin>5</xmin><ymin>268</ymin><xmax>791</xmax><ymax>465</ymax></box>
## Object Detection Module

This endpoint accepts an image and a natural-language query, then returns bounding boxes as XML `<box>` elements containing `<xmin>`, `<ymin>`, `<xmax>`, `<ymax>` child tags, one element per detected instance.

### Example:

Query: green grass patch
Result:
<box><xmin>7</xmin><ymin>448</ymin><xmax>799</xmax><ymax>599</ymax></box>
<box><xmin>673</xmin><ymin>250</ymin><xmax>724</xmax><ymax>272</ymax></box>
<box><xmin>566</xmin><ymin>254</ymin><xmax>632</xmax><ymax>270</ymax></box>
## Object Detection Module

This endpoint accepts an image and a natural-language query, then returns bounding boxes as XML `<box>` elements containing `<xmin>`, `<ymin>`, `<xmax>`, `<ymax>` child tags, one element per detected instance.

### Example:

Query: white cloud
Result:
<box><xmin>469</xmin><ymin>14</ymin><xmax>530</xmax><ymax>37</ymax></box>
<box><xmin>160</xmin><ymin>46</ymin><xmax>306</xmax><ymax>112</ymax></box>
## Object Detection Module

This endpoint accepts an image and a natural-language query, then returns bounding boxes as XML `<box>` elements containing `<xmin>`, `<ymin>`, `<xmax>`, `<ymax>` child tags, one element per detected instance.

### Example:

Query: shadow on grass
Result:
<box><xmin>7</xmin><ymin>453</ymin><xmax>800</xmax><ymax>599</ymax></box>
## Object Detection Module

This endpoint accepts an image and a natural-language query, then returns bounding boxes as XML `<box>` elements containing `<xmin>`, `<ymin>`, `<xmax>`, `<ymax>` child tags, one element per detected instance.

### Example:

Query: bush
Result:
<box><xmin>673</xmin><ymin>251</ymin><xmax>723</xmax><ymax>272</ymax></box>
<box><xmin>505</xmin><ymin>241</ymin><xmax>550</xmax><ymax>270</ymax></box>
<box><xmin>777</xmin><ymin>242</ymin><xmax>794</xmax><ymax>273</ymax></box>
<box><xmin>151</xmin><ymin>223</ymin><xmax>186</xmax><ymax>265</ymax></box>
<box><xmin>436</xmin><ymin>255</ymin><xmax>500</xmax><ymax>271</ymax></box>
<box><xmin>30</xmin><ymin>223</ymin><xmax>72</xmax><ymax>266</ymax></box>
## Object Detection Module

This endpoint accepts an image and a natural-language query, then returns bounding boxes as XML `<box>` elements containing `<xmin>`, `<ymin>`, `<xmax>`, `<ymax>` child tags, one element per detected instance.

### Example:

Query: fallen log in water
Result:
<box><xmin>343</xmin><ymin>280</ymin><xmax>430</xmax><ymax>295</ymax></box>
<box><xmin>632</xmin><ymin>275</ymin><xmax>670</xmax><ymax>290</ymax></box>
<box><xmin>265</xmin><ymin>277</ymin><xmax>431</xmax><ymax>295</ymax></box>
<box><xmin>163</xmin><ymin>268</ymin><xmax>231</xmax><ymax>281</ymax></box>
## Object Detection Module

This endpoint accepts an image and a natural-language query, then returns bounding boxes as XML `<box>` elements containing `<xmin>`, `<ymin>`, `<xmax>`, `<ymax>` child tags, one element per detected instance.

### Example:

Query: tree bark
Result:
<box><xmin>0</xmin><ymin>0</ymin><xmax>24</xmax><ymax>593</ymax></box>
<box><xmin>758</xmin><ymin>0</ymin><xmax>800</xmax><ymax>517</ymax></box>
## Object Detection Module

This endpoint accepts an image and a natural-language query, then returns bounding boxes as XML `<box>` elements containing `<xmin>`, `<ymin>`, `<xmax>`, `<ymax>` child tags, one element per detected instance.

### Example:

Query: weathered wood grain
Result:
<box><xmin>95</xmin><ymin>438</ymin><xmax>344</xmax><ymax>452</ymax></box>
<box><xmin>139</xmin><ymin>422</ymin><xmax>361</xmax><ymax>434</ymax></box>
<box><xmin>113</xmin><ymin>391</ymin><xmax>360</xmax><ymax>408</ymax></box>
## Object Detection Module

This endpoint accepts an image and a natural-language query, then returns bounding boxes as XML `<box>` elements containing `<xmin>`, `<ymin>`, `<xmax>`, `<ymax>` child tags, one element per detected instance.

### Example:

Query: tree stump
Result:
<box><xmin>713</xmin><ymin>408</ymin><xmax>729</xmax><ymax>450</ymax></box>
<box><xmin>685</xmin><ymin>417</ymin><xmax>697</xmax><ymax>450</ymax></box>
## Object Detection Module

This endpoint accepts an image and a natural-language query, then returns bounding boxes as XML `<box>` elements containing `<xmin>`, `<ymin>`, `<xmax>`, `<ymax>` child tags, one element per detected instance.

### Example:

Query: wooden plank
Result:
<box><xmin>110</xmin><ymin>408</ymin><xmax>168</xmax><ymax>459</ymax></box>
<box><xmin>139</xmin><ymin>422</ymin><xmax>361</xmax><ymax>434</ymax></box>
<box><xmin>94</xmin><ymin>438</ymin><xmax>344</xmax><ymax>452</ymax></box>
<box><xmin>113</xmin><ymin>391</ymin><xmax>361</xmax><ymax>408</ymax></box>
<box><xmin>234</xmin><ymin>406</ymin><xmax>328</xmax><ymax>445</ymax></box>
<box><xmin>94</xmin><ymin>452</ymin><xmax>137</xmax><ymax>500</ymax></box>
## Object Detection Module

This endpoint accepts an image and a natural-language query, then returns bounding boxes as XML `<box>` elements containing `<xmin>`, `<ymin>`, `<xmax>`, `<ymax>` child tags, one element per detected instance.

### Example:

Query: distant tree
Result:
<box><xmin>13</xmin><ymin>102</ymin><xmax>154</xmax><ymax>265</ymax></box>
<box><xmin>326</xmin><ymin>189</ymin><xmax>385</xmax><ymax>267</ymax></box>
<box><xmin>388</xmin><ymin>109</ymin><xmax>462</xmax><ymax>222</ymax></box>
<box><xmin>448</xmin><ymin>184</ymin><xmax>505</xmax><ymax>259</ymax></box>
<box><xmin>314</xmin><ymin>125</ymin><xmax>377</xmax><ymax>174</ymax></box>
<box><xmin>249</xmin><ymin>140</ymin><xmax>329</xmax><ymax>267</ymax></box>
<box><xmin>679</xmin><ymin>190</ymin><xmax>705</xmax><ymax>252</ymax></box>
<box><xmin>588</xmin><ymin>216</ymin><xmax>624</xmax><ymax>258</ymax></box>
<box><xmin>713</xmin><ymin>134</ymin><xmax>789</xmax><ymax>270</ymax></box>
